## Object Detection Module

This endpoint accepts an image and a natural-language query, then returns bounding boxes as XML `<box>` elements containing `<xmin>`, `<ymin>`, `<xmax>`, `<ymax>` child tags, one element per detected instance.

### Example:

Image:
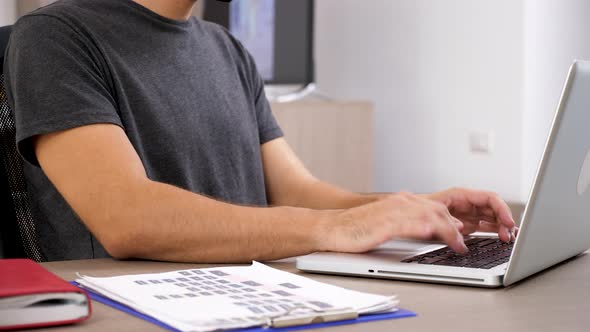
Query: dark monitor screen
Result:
<box><xmin>202</xmin><ymin>0</ymin><xmax>314</xmax><ymax>85</ymax></box>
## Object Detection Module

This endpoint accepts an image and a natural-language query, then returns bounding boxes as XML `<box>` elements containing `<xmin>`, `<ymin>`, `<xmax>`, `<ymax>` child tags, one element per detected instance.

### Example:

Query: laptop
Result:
<box><xmin>297</xmin><ymin>60</ymin><xmax>590</xmax><ymax>288</ymax></box>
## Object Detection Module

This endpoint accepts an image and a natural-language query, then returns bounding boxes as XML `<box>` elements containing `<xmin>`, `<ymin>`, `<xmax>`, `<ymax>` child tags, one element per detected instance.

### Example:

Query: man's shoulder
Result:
<box><xmin>18</xmin><ymin>0</ymin><xmax>95</xmax><ymax>23</ymax></box>
<box><xmin>13</xmin><ymin>0</ymin><xmax>95</xmax><ymax>40</ymax></box>
<box><xmin>12</xmin><ymin>0</ymin><xmax>128</xmax><ymax>56</ymax></box>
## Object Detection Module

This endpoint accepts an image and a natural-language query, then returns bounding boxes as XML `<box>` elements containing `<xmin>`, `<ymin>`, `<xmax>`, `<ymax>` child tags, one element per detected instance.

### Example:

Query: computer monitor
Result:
<box><xmin>202</xmin><ymin>0</ymin><xmax>315</xmax><ymax>86</ymax></box>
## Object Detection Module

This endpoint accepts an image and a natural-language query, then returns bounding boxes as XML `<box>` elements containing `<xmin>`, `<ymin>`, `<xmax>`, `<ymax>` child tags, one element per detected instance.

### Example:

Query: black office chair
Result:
<box><xmin>0</xmin><ymin>25</ymin><xmax>44</xmax><ymax>261</ymax></box>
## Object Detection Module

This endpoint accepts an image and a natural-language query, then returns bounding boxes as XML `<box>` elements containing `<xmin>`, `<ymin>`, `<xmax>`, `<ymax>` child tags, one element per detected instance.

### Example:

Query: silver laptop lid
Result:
<box><xmin>504</xmin><ymin>60</ymin><xmax>590</xmax><ymax>286</ymax></box>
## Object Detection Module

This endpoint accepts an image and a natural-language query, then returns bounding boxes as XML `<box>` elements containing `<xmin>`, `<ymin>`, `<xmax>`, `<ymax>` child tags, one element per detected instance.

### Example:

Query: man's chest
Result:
<box><xmin>108</xmin><ymin>49</ymin><xmax>260</xmax><ymax>146</ymax></box>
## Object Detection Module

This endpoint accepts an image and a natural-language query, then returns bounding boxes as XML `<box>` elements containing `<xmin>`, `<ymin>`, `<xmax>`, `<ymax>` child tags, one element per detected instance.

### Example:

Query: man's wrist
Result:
<box><xmin>307</xmin><ymin>209</ymin><xmax>338</xmax><ymax>252</ymax></box>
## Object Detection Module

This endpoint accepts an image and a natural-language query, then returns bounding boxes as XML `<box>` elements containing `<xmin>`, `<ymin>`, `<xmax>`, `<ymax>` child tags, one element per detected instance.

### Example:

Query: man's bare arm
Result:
<box><xmin>261</xmin><ymin>138</ymin><xmax>384</xmax><ymax>209</ymax></box>
<box><xmin>262</xmin><ymin>138</ymin><xmax>387</xmax><ymax>209</ymax></box>
<box><xmin>261</xmin><ymin>138</ymin><xmax>516</xmax><ymax>242</ymax></box>
<box><xmin>35</xmin><ymin>124</ymin><xmax>327</xmax><ymax>262</ymax></box>
<box><xmin>36</xmin><ymin>124</ymin><xmax>506</xmax><ymax>262</ymax></box>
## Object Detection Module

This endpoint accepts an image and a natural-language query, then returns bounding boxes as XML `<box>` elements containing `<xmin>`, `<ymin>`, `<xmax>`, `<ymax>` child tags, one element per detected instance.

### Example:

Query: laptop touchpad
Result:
<box><xmin>370</xmin><ymin>239</ymin><xmax>443</xmax><ymax>257</ymax></box>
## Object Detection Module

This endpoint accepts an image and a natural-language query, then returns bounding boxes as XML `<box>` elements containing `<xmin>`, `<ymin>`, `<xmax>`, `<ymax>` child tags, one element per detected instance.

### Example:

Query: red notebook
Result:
<box><xmin>0</xmin><ymin>259</ymin><xmax>91</xmax><ymax>330</ymax></box>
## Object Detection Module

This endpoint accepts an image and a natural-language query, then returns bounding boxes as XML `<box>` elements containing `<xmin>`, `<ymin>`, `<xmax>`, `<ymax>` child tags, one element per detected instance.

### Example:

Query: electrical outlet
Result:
<box><xmin>469</xmin><ymin>132</ymin><xmax>493</xmax><ymax>154</ymax></box>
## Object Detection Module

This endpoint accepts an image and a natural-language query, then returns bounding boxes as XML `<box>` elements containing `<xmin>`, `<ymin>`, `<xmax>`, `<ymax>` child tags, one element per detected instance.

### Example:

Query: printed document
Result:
<box><xmin>76</xmin><ymin>262</ymin><xmax>398</xmax><ymax>331</ymax></box>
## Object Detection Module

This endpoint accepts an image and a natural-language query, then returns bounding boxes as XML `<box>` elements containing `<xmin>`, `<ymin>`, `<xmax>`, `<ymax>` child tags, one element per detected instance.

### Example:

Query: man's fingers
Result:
<box><xmin>438</xmin><ymin>201</ymin><xmax>468</xmax><ymax>252</ymax></box>
<box><xmin>501</xmin><ymin>225</ymin><xmax>513</xmax><ymax>242</ymax></box>
<box><xmin>477</xmin><ymin>222</ymin><xmax>516</xmax><ymax>242</ymax></box>
<box><xmin>394</xmin><ymin>219</ymin><xmax>435</xmax><ymax>240</ymax></box>
<box><xmin>433</xmin><ymin>216</ymin><xmax>468</xmax><ymax>253</ymax></box>
<box><xmin>453</xmin><ymin>189</ymin><xmax>512</xmax><ymax>225</ymax></box>
<box><xmin>411</xmin><ymin>197</ymin><xmax>467</xmax><ymax>253</ymax></box>
<box><xmin>513</xmin><ymin>226</ymin><xmax>519</xmax><ymax>239</ymax></box>
<box><xmin>476</xmin><ymin>207</ymin><xmax>496</xmax><ymax>218</ymax></box>
<box><xmin>476</xmin><ymin>221</ymin><xmax>501</xmax><ymax>232</ymax></box>
<box><xmin>459</xmin><ymin>215</ymin><xmax>498</xmax><ymax>225</ymax></box>
<box><xmin>452</xmin><ymin>217</ymin><xmax>464</xmax><ymax>231</ymax></box>
<box><xmin>461</xmin><ymin>222</ymin><xmax>479</xmax><ymax>235</ymax></box>
<box><xmin>503</xmin><ymin>225</ymin><xmax>519</xmax><ymax>242</ymax></box>
<box><xmin>478</xmin><ymin>191</ymin><xmax>515</xmax><ymax>228</ymax></box>
<box><xmin>451</xmin><ymin>189</ymin><xmax>516</xmax><ymax>239</ymax></box>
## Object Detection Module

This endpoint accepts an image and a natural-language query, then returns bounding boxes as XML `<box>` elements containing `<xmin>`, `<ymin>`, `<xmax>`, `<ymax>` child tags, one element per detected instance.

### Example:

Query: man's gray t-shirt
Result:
<box><xmin>4</xmin><ymin>0</ymin><xmax>283</xmax><ymax>261</ymax></box>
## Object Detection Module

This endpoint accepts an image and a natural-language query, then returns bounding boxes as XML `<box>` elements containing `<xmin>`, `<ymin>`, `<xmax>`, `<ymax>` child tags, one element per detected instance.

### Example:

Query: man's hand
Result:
<box><xmin>318</xmin><ymin>189</ymin><xmax>516</xmax><ymax>254</ymax></box>
<box><xmin>425</xmin><ymin>188</ymin><xmax>517</xmax><ymax>242</ymax></box>
<box><xmin>318</xmin><ymin>192</ymin><xmax>469</xmax><ymax>254</ymax></box>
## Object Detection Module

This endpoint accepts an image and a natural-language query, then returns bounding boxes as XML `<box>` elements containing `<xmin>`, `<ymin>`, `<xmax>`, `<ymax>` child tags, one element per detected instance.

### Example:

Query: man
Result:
<box><xmin>4</xmin><ymin>0</ymin><xmax>516</xmax><ymax>262</ymax></box>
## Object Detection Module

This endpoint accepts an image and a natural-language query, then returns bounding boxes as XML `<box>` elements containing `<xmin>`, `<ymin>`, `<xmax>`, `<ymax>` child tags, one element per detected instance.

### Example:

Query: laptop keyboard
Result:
<box><xmin>401</xmin><ymin>237</ymin><xmax>514</xmax><ymax>269</ymax></box>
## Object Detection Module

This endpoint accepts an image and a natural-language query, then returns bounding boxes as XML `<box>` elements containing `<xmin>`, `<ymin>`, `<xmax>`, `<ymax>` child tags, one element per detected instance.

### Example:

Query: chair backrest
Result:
<box><xmin>0</xmin><ymin>25</ymin><xmax>44</xmax><ymax>261</ymax></box>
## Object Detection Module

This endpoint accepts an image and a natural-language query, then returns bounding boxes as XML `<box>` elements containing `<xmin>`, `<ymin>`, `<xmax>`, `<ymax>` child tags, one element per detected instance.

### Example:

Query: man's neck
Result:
<box><xmin>132</xmin><ymin>0</ymin><xmax>197</xmax><ymax>21</ymax></box>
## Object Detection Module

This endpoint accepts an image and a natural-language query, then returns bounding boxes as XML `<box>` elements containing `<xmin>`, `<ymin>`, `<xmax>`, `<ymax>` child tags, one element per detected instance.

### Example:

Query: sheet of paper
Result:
<box><xmin>76</xmin><ymin>262</ymin><xmax>398</xmax><ymax>332</ymax></box>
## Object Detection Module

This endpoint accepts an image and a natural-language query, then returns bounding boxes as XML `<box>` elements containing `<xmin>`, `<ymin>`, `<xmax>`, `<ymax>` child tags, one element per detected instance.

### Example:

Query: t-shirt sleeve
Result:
<box><xmin>251</xmin><ymin>73</ymin><xmax>283</xmax><ymax>145</ymax></box>
<box><xmin>239</xmin><ymin>43</ymin><xmax>284</xmax><ymax>145</ymax></box>
<box><xmin>5</xmin><ymin>14</ymin><xmax>122</xmax><ymax>165</ymax></box>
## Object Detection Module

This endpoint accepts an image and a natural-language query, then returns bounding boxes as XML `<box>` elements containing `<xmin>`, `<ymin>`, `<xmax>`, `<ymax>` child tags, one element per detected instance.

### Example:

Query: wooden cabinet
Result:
<box><xmin>271</xmin><ymin>101</ymin><xmax>373</xmax><ymax>192</ymax></box>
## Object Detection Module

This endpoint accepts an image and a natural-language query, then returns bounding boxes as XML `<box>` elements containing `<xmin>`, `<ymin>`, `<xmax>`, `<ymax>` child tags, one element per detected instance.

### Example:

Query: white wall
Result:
<box><xmin>523</xmin><ymin>0</ymin><xmax>590</xmax><ymax>200</ymax></box>
<box><xmin>315</xmin><ymin>0</ymin><xmax>525</xmax><ymax>201</ymax></box>
<box><xmin>0</xmin><ymin>0</ymin><xmax>17</xmax><ymax>26</ymax></box>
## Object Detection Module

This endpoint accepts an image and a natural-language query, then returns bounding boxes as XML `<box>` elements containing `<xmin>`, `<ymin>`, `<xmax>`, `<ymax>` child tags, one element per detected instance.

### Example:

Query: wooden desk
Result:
<box><xmin>33</xmin><ymin>255</ymin><xmax>590</xmax><ymax>332</ymax></box>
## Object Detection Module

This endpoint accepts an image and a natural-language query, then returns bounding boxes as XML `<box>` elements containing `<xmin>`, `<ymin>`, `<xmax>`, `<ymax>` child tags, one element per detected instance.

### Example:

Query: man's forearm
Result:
<box><xmin>261</xmin><ymin>138</ymin><xmax>386</xmax><ymax>210</ymax></box>
<box><xmin>91</xmin><ymin>179</ymin><xmax>327</xmax><ymax>263</ymax></box>
<box><xmin>283</xmin><ymin>179</ymin><xmax>388</xmax><ymax>210</ymax></box>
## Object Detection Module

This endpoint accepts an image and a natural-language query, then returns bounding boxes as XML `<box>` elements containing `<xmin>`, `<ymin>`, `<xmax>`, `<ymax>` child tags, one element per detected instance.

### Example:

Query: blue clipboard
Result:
<box><xmin>71</xmin><ymin>282</ymin><xmax>416</xmax><ymax>331</ymax></box>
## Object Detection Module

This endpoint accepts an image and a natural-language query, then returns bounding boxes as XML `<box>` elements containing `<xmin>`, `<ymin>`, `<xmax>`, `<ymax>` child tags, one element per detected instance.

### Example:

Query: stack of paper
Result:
<box><xmin>76</xmin><ymin>262</ymin><xmax>398</xmax><ymax>331</ymax></box>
